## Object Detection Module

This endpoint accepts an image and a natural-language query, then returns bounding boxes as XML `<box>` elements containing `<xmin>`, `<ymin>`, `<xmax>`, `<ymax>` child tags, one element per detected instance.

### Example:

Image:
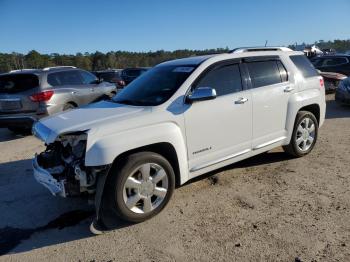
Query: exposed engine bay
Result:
<box><xmin>35</xmin><ymin>133</ymin><xmax>107</xmax><ymax>197</ymax></box>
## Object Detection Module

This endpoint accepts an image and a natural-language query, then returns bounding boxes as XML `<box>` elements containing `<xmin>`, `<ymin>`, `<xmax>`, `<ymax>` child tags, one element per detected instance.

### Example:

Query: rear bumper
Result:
<box><xmin>0</xmin><ymin>115</ymin><xmax>38</xmax><ymax>128</ymax></box>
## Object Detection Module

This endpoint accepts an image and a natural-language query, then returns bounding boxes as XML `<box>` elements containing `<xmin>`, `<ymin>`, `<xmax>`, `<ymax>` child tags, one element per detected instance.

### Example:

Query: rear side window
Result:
<box><xmin>48</xmin><ymin>71</ymin><xmax>83</xmax><ymax>86</ymax></box>
<box><xmin>0</xmin><ymin>74</ymin><xmax>39</xmax><ymax>93</ymax></box>
<box><xmin>195</xmin><ymin>64</ymin><xmax>242</xmax><ymax>96</ymax></box>
<box><xmin>290</xmin><ymin>55</ymin><xmax>319</xmax><ymax>78</ymax></box>
<box><xmin>246</xmin><ymin>61</ymin><xmax>282</xmax><ymax>88</ymax></box>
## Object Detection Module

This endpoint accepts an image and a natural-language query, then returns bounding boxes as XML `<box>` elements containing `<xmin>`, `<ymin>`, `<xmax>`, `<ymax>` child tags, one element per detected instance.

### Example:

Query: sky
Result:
<box><xmin>0</xmin><ymin>0</ymin><xmax>349</xmax><ymax>54</ymax></box>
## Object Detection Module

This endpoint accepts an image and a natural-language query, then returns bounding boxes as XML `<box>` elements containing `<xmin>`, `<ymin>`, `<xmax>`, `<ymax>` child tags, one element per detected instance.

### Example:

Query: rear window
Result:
<box><xmin>0</xmin><ymin>74</ymin><xmax>39</xmax><ymax>93</ymax></box>
<box><xmin>122</xmin><ymin>69</ymin><xmax>145</xmax><ymax>77</ymax></box>
<box><xmin>290</xmin><ymin>55</ymin><xmax>319</xmax><ymax>78</ymax></box>
<box><xmin>246</xmin><ymin>61</ymin><xmax>283</xmax><ymax>88</ymax></box>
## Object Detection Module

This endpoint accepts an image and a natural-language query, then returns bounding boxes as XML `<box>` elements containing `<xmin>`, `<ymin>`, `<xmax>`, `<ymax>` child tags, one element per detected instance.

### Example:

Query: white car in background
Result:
<box><xmin>32</xmin><ymin>47</ymin><xmax>326</xmax><ymax>229</ymax></box>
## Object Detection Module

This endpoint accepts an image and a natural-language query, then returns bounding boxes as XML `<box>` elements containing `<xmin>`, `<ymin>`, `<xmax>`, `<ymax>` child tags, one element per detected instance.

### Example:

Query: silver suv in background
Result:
<box><xmin>0</xmin><ymin>66</ymin><xmax>116</xmax><ymax>134</ymax></box>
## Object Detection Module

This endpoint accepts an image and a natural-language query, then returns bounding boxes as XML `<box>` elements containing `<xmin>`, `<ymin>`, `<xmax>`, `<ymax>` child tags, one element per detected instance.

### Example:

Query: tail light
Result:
<box><xmin>29</xmin><ymin>90</ymin><xmax>54</xmax><ymax>102</ymax></box>
<box><xmin>117</xmin><ymin>80</ymin><xmax>126</xmax><ymax>87</ymax></box>
<box><xmin>319</xmin><ymin>78</ymin><xmax>324</xmax><ymax>88</ymax></box>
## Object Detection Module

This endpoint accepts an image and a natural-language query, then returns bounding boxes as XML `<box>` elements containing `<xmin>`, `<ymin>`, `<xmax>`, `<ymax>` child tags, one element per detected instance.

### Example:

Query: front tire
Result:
<box><xmin>283</xmin><ymin>111</ymin><xmax>318</xmax><ymax>157</ymax></box>
<box><xmin>102</xmin><ymin>152</ymin><xmax>175</xmax><ymax>224</ymax></box>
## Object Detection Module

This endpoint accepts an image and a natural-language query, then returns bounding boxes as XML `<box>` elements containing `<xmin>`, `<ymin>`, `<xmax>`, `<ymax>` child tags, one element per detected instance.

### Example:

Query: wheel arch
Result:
<box><xmin>111</xmin><ymin>142</ymin><xmax>181</xmax><ymax>187</ymax></box>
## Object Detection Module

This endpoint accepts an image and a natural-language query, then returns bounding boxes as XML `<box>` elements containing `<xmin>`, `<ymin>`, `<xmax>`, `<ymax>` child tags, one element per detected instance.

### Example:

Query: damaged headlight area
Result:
<box><xmin>33</xmin><ymin>132</ymin><xmax>107</xmax><ymax>197</ymax></box>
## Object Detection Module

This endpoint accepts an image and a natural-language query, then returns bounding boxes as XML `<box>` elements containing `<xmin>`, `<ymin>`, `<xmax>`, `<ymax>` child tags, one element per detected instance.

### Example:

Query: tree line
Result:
<box><xmin>0</xmin><ymin>48</ymin><xmax>229</xmax><ymax>73</ymax></box>
<box><xmin>1</xmin><ymin>39</ymin><xmax>349</xmax><ymax>73</ymax></box>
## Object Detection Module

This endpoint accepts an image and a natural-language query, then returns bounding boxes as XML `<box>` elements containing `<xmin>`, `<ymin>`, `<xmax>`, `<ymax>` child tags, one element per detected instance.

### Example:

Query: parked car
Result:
<box><xmin>303</xmin><ymin>45</ymin><xmax>323</xmax><ymax>58</ymax></box>
<box><xmin>92</xmin><ymin>69</ymin><xmax>126</xmax><ymax>90</ymax></box>
<box><xmin>311</xmin><ymin>55</ymin><xmax>350</xmax><ymax>76</ymax></box>
<box><xmin>121</xmin><ymin>67</ymin><xmax>149</xmax><ymax>85</ymax></box>
<box><xmin>335</xmin><ymin>77</ymin><xmax>350</xmax><ymax>105</ymax></box>
<box><xmin>32</xmin><ymin>47</ymin><xmax>325</xmax><ymax>229</ymax></box>
<box><xmin>0</xmin><ymin>66</ymin><xmax>116</xmax><ymax>134</ymax></box>
<box><xmin>322</xmin><ymin>48</ymin><xmax>337</xmax><ymax>55</ymax></box>
<box><xmin>319</xmin><ymin>71</ymin><xmax>347</xmax><ymax>93</ymax></box>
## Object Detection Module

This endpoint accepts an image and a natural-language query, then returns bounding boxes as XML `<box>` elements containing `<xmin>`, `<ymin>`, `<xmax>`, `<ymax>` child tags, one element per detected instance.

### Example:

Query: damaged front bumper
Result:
<box><xmin>33</xmin><ymin>154</ymin><xmax>66</xmax><ymax>196</ymax></box>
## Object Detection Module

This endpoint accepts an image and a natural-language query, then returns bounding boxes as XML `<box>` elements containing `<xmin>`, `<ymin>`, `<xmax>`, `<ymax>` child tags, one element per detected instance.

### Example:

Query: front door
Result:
<box><xmin>184</xmin><ymin>62</ymin><xmax>252</xmax><ymax>174</ymax></box>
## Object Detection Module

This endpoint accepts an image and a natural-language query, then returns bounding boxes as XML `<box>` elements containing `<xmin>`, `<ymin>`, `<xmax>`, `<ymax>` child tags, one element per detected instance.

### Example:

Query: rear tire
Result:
<box><xmin>63</xmin><ymin>103</ymin><xmax>76</xmax><ymax>111</ymax></box>
<box><xmin>101</xmin><ymin>152</ymin><xmax>175</xmax><ymax>224</ymax></box>
<box><xmin>283</xmin><ymin>111</ymin><xmax>318</xmax><ymax>157</ymax></box>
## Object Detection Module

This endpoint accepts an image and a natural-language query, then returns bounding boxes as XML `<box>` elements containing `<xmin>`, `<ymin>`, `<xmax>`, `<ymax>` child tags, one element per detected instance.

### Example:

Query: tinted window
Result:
<box><xmin>0</xmin><ymin>74</ymin><xmax>39</xmax><ymax>93</ymax></box>
<box><xmin>113</xmin><ymin>65</ymin><xmax>194</xmax><ymax>106</ymax></box>
<box><xmin>321</xmin><ymin>57</ymin><xmax>348</xmax><ymax>66</ymax></box>
<box><xmin>290</xmin><ymin>55</ymin><xmax>319</xmax><ymax>78</ymax></box>
<box><xmin>80</xmin><ymin>71</ymin><xmax>97</xmax><ymax>84</ymax></box>
<box><xmin>96</xmin><ymin>72</ymin><xmax>121</xmax><ymax>82</ymax></box>
<box><xmin>247</xmin><ymin>61</ymin><xmax>281</xmax><ymax>88</ymax></box>
<box><xmin>195</xmin><ymin>64</ymin><xmax>242</xmax><ymax>96</ymax></box>
<box><xmin>48</xmin><ymin>71</ymin><xmax>83</xmax><ymax>86</ymax></box>
<box><xmin>122</xmin><ymin>69</ymin><xmax>147</xmax><ymax>77</ymax></box>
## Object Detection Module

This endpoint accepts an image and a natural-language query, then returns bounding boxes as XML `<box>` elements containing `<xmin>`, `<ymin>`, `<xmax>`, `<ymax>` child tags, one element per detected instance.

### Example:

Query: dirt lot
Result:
<box><xmin>0</xmin><ymin>94</ymin><xmax>349</xmax><ymax>262</ymax></box>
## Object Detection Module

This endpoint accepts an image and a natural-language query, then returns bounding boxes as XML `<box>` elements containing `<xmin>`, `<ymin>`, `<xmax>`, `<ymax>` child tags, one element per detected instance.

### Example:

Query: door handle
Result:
<box><xmin>235</xmin><ymin>97</ymin><xmax>248</xmax><ymax>104</ymax></box>
<box><xmin>284</xmin><ymin>86</ymin><xmax>294</xmax><ymax>92</ymax></box>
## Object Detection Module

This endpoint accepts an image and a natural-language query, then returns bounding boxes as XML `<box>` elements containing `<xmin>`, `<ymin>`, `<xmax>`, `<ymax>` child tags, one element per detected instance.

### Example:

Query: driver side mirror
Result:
<box><xmin>186</xmin><ymin>87</ymin><xmax>217</xmax><ymax>103</ymax></box>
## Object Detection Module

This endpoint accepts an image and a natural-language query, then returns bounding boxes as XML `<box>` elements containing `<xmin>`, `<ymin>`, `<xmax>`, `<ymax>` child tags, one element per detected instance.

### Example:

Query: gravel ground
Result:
<box><xmin>0</xmin><ymin>94</ymin><xmax>349</xmax><ymax>262</ymax></box>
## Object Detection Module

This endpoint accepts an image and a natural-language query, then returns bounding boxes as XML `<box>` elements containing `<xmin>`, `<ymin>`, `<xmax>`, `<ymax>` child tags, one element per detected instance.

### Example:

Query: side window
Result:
<box><xmin>246</xmin><ymin>61</ymin><xmax>282</xmax><ymax>88</ymax></box>
<box><xmin>290</xmin><ymin>55</ymin><xmax>319</xmax><ymax>78</ymax></box>
<box><xmin>80</xmin><ymin>71</ymin><xmax>97</xmax><ymax>84</ymax></box>
<box><xmin>195</xmin><ymin>64</ymin><xmax>243</xmax><ymax>96</ymax></box>
<box><xmin>48</xmin><ymin>71</ymin><xmax>83</xmax><ymax>86</ymax></box>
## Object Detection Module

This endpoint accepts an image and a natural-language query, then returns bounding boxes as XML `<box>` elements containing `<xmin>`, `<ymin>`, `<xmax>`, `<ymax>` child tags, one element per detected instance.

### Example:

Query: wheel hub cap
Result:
<box><xmin>140</xmin><ymin>180</ymin><xmax>154</xmax><ymax>197</ymax></box>
<box><xmin>122</xmin><ymin>163</ymin><xmax>169</xmax><ymax>214</ymax></box>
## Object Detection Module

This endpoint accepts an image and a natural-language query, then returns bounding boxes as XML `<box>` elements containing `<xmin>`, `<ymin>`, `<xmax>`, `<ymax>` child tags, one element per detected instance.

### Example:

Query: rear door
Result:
<box><xmin>0</xmin><ymin>73</ymin><xmax>41</xmax><ymax>114</ymax></box>
<box><xmin>244</xmin><ymin>57</ymin><xmax>293</xmax><ymax>149</ymax></box>
<box><xmin>48</xmin><ymin>70</ymin><xmax>92</xmax><ymax>105</ymax></box>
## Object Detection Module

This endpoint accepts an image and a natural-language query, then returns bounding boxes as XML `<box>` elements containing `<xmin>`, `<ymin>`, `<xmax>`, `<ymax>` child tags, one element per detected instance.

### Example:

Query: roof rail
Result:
<box><xmin>230</xmin><ymin>47</ymin><xmax>293</xmax><ymax>53</ymax></box>
<box><xmin>42</xmin><ymin>66</ymin><xmax>77</xmax><ymax>71</ymax></box>
<box><xmin>9</xmin><ymin>69</ymin><xmax>37</xmax><ymax>73</ymax></box>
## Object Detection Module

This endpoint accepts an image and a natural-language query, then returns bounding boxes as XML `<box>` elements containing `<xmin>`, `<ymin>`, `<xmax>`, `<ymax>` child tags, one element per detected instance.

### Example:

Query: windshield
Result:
<box><xmin>96</xmin><ymin>72</ymin><xmax>121</xmax><ymax>82</ymax></box>
<box><xmin>113</xmin><ymin>65</ymin><xmax>195</xmax><ymax>106</ymax></box>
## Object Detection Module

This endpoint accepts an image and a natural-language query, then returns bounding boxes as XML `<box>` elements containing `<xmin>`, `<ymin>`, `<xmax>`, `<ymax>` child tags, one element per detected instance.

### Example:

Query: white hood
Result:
<box><xmin>33</xmin><ymin>101</ymin><xmax>151</xmax><ymax>143</ymax></box>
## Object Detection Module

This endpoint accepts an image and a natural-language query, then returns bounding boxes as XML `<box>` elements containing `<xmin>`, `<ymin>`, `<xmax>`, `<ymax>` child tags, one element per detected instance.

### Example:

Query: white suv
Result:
<box><xmin>32</xmin><ymin>47</ymin><xmax>326</xmax><ymax>227</ymax></box>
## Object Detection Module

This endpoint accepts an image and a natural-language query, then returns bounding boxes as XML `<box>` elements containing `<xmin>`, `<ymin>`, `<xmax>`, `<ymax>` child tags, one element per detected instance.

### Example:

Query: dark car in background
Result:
<box><xmin>121</xmin><ymin>67</ymin><xmax>150</xmax><ymax>85</ymax></box>
<box><xmin>335</xmin><ymin>77</ymin><xmax>350</xmax><ymax>105</ymax></box>
<box><xmin>311</xmin><ymin>55</ymin><xmax>350</xmax><ymax>76</ymax></box>
<box><xmin>0</xmin><ymin>66</ymin><xmax>116</xmax><ymax>134</ymax></box>
<box><xmin>92</xmin><ymin>69</ymin><xmax>126</xmax><ymax>90</ymax></box>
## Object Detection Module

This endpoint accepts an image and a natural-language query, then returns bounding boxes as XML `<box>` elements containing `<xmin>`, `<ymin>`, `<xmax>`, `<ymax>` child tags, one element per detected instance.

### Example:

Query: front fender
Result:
<box><xmin>85</xmin><ymin>122</ymin><xmax>189</xmax><ymax>184</ymax></box>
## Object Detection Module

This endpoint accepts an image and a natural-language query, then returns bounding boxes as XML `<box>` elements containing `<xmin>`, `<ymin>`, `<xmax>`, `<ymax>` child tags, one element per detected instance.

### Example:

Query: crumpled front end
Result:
<box><xmin>32</xmin><ymin>130</ymin><xmax>108</xmax><ymax>197</ymax></box>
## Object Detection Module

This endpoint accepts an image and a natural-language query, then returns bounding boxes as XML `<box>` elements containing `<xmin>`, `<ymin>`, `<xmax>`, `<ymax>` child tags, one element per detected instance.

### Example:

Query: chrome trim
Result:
<box><xmin>253</xmin><ymin>136</ymin><xmax>286</xmax><ymax>150</ymax></box>
<box><xmin>190</xmin><ymin>149</ymin><xmax>251</xmax><ymax>172</ymax></box>
<box><xmin>0</xmin><ymin>98</ymin><xmax>21</xmax><ymax>102</ymax></box>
